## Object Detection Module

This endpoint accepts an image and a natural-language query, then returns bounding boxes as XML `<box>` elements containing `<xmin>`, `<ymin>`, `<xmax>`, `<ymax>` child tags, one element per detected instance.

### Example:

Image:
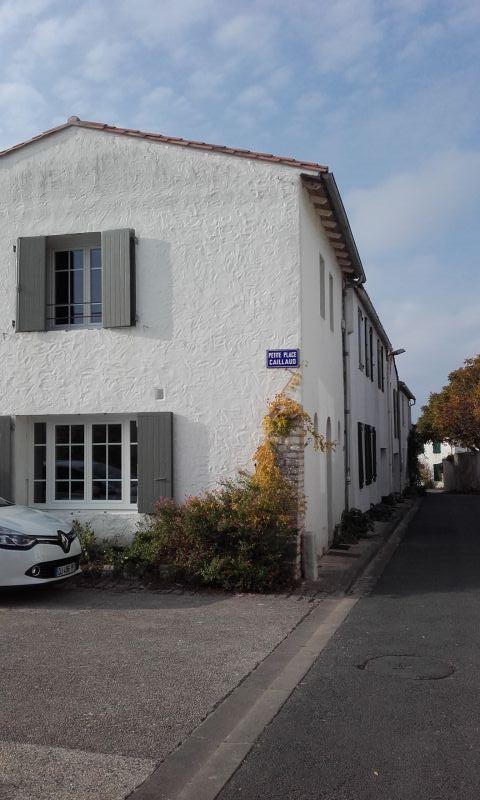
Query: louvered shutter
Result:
<box><xmin>137</xmin><ymin>412</ymin><xmax>173</xmax><ymax>513</ymax></box>
<box><xmin>16</xmin><ymin>237</ymin><xmax>47</xmax><ymax>332</ymax></box>
<box><xmin>0</xmin><ymin>417</ymin><xmax>13</xmax><ymax>502</ymax></box>
<box><xmin>358</xmin><ymin>422</ymin><xmax>364</xmax><ymax>489</ymax></box>
<box><xmin>101</xmin><ymin>229</ymin><xmax>136</xmax><ymax>328</ymax></box>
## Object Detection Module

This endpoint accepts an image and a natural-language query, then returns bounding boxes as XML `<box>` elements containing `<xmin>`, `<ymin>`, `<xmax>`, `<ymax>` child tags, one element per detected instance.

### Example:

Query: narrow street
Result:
<box><xmin>218</xmin><ymin>493</ymin><xmax>480</xmax><ymax>800</ymax></box>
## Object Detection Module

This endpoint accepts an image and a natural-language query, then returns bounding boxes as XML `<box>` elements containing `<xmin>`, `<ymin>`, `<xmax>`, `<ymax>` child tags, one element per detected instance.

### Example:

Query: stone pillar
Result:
<box><xmin>275</xmin><ymin>426</ymin><xmax>306</xmax><ymax>581</ymax></box>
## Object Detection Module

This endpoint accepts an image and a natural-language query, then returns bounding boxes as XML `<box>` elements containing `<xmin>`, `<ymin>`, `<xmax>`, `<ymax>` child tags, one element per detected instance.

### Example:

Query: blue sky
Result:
<box><xmin>1</xmin><ymin>0</ymin><xmax>479</xmax><ymax>414</ymax></box>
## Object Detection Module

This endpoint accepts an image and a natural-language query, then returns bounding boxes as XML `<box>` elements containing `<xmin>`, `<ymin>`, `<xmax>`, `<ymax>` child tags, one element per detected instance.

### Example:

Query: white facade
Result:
<box><xmin>420</xmin><ymin>441</ymin><xmax>457</xmax><ymax>486</ymax></box>
<box><xmin>0</xmin><ymin>122</ymin><xmax>347</xmax><ymax>552</ymax></box>
<box><xmin>0</xmin><ymin>118</ymin><xmax>414</xmax><ymax>561</ymax></box>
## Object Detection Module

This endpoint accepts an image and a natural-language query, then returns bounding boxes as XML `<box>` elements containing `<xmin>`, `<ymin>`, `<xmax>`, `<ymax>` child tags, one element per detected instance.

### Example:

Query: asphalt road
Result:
<box><xmin>0</xmin><ymin>584</ymin><xmax>313</xmax><ymax>800</ymax></box>
<box><xmin>219</xmin><ymin>492</ymin><xmax>480</xmax><ymax>800</ymax></box>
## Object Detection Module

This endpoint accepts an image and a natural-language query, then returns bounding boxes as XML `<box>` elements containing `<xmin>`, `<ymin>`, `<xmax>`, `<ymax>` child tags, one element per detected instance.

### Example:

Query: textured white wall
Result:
<box><xmin>299</xmin><ymin>188</ymin><xmax>345</xmax><ymax>555</ymax></box>
<box><xmin>1</xmin><ymin>127</ymin><xmax>304</xmax><ymax>537</ymax></box>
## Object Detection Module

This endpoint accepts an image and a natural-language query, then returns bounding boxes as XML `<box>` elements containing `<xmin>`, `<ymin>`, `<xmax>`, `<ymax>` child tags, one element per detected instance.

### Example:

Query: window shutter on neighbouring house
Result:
<box><xmin>0</xmin><ymin>416</ymin><xmax>13</xmax><ymax>502</ymax></box>
<box><xmin>101</xmin><ymin>229</ymin><xmax>136</xmax><ymax>328</ymax></box>
<box><xmin>137</xmin><ymin>412</ymin><xmax>173</xmax><ymax>513</ymax></box>
<box><xmin>16</xmin><ymin>237</ymin><xmax>47</xmax><ymax>332</ymax></box>
<box><xmin>358</xmin><ymin>422</ymin><xmax>364</xmax><ymax>489</ymax></box>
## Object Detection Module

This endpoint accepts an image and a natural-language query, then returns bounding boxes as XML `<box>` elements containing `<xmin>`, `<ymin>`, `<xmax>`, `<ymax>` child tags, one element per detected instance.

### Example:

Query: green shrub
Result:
<box><xmin>339</xmin><ymin>508</ymin><xmax>374</xmax><ymax>543</ymax></box>
<box><xmin>368</xmin><ymin>502</ymin><xmax>394</xmax><ymax>522</ymax></box>
<box><xmin>123</xmin><ymin>471</ymin><xmax>299</xmax><ymax>592</ymax></box>
<box><xmin>72</xmin><ymin>520</ymin><xmax>97</xmax><ymax>565</ymax></box>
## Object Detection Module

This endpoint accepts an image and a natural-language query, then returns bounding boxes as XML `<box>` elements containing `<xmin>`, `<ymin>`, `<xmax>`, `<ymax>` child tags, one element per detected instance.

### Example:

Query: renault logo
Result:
<box><xmin>57</xmin><ymin>530</ymin><xmax>71</xmax><ymax>553</ymax></box>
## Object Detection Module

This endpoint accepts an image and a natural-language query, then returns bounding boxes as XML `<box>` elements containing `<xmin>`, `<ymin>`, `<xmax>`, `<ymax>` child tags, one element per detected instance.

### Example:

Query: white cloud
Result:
<box><xmin>346</xmin><ymin>149</ymin><xmax>480</xmax><ymax>256</ymax></box>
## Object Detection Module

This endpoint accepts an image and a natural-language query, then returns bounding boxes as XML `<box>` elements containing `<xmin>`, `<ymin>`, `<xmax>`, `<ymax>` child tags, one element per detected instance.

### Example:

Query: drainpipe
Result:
<box><xmin>342</xmin><ymin>280</ymin><xmax>351</xmax><ymax>512</ymax></box>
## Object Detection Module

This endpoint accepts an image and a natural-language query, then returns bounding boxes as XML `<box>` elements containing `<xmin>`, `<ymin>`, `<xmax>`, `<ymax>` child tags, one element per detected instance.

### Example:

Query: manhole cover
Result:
<box><xmin>357</xmin><ymin>654</ymin><xmax>454</xmax><ymax>680</ymax></box>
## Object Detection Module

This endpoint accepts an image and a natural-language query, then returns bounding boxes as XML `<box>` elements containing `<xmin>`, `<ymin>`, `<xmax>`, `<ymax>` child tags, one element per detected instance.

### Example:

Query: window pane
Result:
<box><xmin>92</xmin><ymin>481</ymin><xmax>106</xmax><ymax>500</ymax></box>
<box><xmin>34</xmin><ymin>447</ymin><xmax>46</xmax><ymax>480</ymax></box>
<box><xmin>71</xmin><ymin>269</ymin><xmax>84</xmax><ymax>305</ymax></box>
<box><xmin>130</xmin><ymin>421</ymin><xmax>137</xmax><ymax>443</ymax></box>
<box><xmin>108</xmin><ymin>481</ymin><xmax>122</xmax><ymax>500</ymax></box>
<box><xmin>34</xmin><ymin>482</ymin><xmax>46</xmax><ymax>503</ymax></box>
<box><xmin>93</xmin><ymin>424</ymin><xmax>106</xmax><ymax>444</ymax></box>
<box><xmin>71</xmin><ymin>447</ymin><xmax>84</xmax><ymax>478</ymax></box>
<box><xmin>91</xmin><ymin>270</ymin><xmax>101</xmax><ymax>301</ymax></box>
<box><xmin>55</xmin><ymin>271</ymin><xmax>68</xmax><ymax>305</ymax></box>
<box><xmin>55</xmin><ymin>251</ymin><xmax>69</xmax><ymax>270</ymax></box>
<box><xmin>70</xmin><ymin>481</ymin><xmax>84</xmax><ymax>499</ymax></box>
<box><xmin>71</xmin><ymin>425</ymin><xmax>84</xmax><ymax>444</ymax></box>
<box><xmin>70</xmin><ymin>250</ymin><xmax>84</xmax><ymax>271</ymax></box>
<box><xmin>108</xmin><ymin>424</ymin><xmax>122</xmax><ymax>444</ymax></box>
<box><xmin>130</xmin><ymin>443</ymin><xmax>137</xmax><ymax>480</ymax></box>
<box><xmin>91</xmin><ymin>304</ymin><xmax>102</xmax><ymax>324</ymax></box>
<box><xmin>92</xmin><ymin>446</ymin><xmax>107</xmax><ymax>479</ymax></box>
<box><xmin>56</xmin><ymin>425</ymin><xmax>69</xmax><ymax>444</ymax></box>
<box><xmin>90</xmin><ymin>248</ymin><xmax>101</xmax><ymax>270</ymax></box>
<box><xmin>34</xmin><ymin>423</ymin><xmax>46</xmax><ymax>445</ymax></box>
<box><xmin>55</xmin><ymin>448</ymin><xmax>69</xmax><ymax>479</ymax></box>
<box><xmin>108</xmin><ymin>446</ymin><xmax>122</xmax><ymax>478</ymax></box>
<box><xmin>130</xmin><ymin>482</ymin><xmax>138</xmax><ymax>504</ymax></box>
<box><xmin>55</xmin><ymin>481</ymin><xmax>70</xmax><ymax>500</ymax></box>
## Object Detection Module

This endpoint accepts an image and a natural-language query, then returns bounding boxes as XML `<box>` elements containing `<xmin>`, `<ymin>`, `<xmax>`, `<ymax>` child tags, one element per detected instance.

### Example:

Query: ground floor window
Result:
<box><xmin>32</xmin><ymin>417</ymin><xmax>137</xmax><ymax>508</ymax></box>
<box><xmin>358</xmin><ymin>422</ymin><xmax>377</xmax><ymax>489</ymax></box>
<box><xmin>433</xmin><ymin>463</ymin><xmax>443</xmax><ymax>482</ymax></box>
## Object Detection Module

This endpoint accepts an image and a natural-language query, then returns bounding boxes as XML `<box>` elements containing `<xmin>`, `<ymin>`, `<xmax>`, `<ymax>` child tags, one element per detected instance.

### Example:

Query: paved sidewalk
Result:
<box><xmin>0</xmin><ymin>586</ymin><xmax>314</xmax><ymax>799</ymax></box>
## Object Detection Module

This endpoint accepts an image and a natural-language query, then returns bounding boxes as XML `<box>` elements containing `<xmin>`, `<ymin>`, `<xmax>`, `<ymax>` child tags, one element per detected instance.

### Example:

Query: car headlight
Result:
<box><xmin>0</xmin><ymin>526</ymin><xmax>37</xmax><ymax>549</ymax></box>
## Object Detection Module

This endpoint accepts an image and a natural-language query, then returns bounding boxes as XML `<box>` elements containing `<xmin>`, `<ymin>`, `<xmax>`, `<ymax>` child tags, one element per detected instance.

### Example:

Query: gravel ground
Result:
<box><xmin>0</xmin><ymin>583</ymin><xmax>315</xmax><ymax>800</ymax></box>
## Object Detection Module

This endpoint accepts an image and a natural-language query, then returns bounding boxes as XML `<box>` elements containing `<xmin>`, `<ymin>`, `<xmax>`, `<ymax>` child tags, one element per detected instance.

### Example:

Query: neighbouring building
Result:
<box><xmin>421</xmin><ymin>441</ymin><xmax>461</xmax><ymax>487</ymax></box>
<box><xmin>0</xmin><ymin>117</ymin><xmax>413</xmax><ymax>572</ymax></box>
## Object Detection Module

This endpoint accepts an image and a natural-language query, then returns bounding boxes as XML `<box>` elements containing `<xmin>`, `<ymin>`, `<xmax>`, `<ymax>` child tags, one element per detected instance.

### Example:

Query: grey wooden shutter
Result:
<box><xmin>101</xmin><ymin>228</ymin><xmax>135</xmax><ymax>328</ymax></box>
<box><xmin>358</xmin><ymin>422</ymin><xmax>364</xmax><ymax>489</ymax></box>
<box><xmin>137</xmin><ymin>412</ymin><xmax>173</xmax><ymax>513</ymax></box>
<box><xmin>0</xmin><ymin>417</ymin><xmax>13</xmax><ymax>502</ymax></box>
<box><xmin>16</xmin><ymin>237</ymin><xmax>46</xmax><ymax>332</ymax></box>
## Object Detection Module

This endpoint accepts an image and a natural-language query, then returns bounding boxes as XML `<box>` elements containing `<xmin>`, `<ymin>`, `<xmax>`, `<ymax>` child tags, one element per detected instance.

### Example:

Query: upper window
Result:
<box><xmin>48</xmin><ymin>234</ymin><xmax>102</xmax><ymax>328</ymax></box>
<box><xmin>433</xmin><ymin>441</ymin><xmax>442</xmax><ymax>454</ymax></box>
<box><xmin>364</xmin><ymin>318</ymin><xmax>370</xmax><ymax>377</ymax></box>
<box><xmin>319</xmin><ymin>255</ymin><xmax>326</xmax><ymax>319</ymax></box>
<box><xmin>358</xmin><ymin>308</ymin><xmax>364</xmax><ymax>370</ymax></box>
<box><xmin>329</xmin><ymin>273</ymin><xmax>334</xmax><ymax>332</ymax></box>
<box><xmin>16</xmin><ymin>228</ymin><xmax>135</xmax><ymax>333</ymax></box>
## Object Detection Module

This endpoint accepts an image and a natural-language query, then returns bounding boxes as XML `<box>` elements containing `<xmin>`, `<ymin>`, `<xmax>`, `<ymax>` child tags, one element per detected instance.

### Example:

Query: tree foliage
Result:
<box><xmin>417</xmin><ymin>355</ymin><xmax>480</xmax><ymax>450</ymax></box>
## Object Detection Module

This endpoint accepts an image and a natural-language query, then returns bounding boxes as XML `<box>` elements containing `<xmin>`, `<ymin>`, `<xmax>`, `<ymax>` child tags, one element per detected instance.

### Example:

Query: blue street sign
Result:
<box><xmin>266</xmin><ymin>349</ymin><xmax>300</xmax><ymax>368</ymax></box>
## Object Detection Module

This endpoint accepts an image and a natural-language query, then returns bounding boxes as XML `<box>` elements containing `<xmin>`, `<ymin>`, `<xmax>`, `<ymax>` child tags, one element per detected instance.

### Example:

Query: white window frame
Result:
<box><xmin>47</xmin><ymin>233</ymin><xmax>102</xmax><ymax>330</ymax></box>
<box><xmin>29</xmin><ymin>415</ymin><xmax>137</xmax><ymax>510</ymax></box>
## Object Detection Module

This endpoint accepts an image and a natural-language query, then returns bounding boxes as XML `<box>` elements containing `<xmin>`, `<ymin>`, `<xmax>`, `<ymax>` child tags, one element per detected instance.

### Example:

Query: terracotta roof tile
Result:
<box><xmin>0</xmin><ymin>117</ymin><xmax>328</xmax><ymax>172</ymax></box>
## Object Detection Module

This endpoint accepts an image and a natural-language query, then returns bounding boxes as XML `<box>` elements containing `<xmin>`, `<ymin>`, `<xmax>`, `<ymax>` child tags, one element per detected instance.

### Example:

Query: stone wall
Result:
<box><xmin>275</xmin><ymin>427</ymin><xmax>306</xmax><ymax>580</ymax></box>
<box><xmin>443</xmin><ymin>452</ymin><xmax>480</xmax><ymax>492</ymax></box>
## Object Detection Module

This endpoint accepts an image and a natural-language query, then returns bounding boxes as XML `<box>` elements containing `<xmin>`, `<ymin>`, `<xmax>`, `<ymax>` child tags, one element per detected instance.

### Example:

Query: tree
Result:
<box><xmin>417</xmin><ymin>355</ymin><xmax>480</xmax><ymax>451</ymax></box>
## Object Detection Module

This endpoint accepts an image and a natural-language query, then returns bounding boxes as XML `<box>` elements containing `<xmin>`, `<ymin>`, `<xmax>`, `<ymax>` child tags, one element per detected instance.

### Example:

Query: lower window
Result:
<box><xmin>33</xmin><ymin>418</ymin><xmax>137</xmax><ymax>507</ymax></box>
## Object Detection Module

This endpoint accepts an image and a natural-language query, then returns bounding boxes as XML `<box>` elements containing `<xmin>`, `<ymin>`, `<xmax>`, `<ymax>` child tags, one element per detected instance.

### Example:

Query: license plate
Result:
<box><xmin>55</xmin><ymin>562</ymin><xmax>77</xmax><ymax>577</ymax></box>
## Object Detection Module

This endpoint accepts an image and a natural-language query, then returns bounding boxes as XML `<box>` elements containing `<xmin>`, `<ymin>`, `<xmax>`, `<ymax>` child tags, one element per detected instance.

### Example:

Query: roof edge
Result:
<box><xmin>0</xmin><ymin>117</ymin><xmax>329</xmax><ymax>172</ymax></box>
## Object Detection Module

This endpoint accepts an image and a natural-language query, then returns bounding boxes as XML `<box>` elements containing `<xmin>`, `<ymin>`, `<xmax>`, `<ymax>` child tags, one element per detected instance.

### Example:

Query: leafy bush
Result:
<box><xmin>123</xmin><ymin>471</ymin><xmax>299</xmax><ymax>592</ymax></box>
<box><xmin>368</xmin><ymin>502</ymin><xmax>394</xmax><ymax>522</ymax></box>
<box><xmin>338</xmin><ymin>508</ymin><xmax>374</xmax><ymax>543</ymax></box>
<box><xmin>72</xmin><ymin>520</ymin><xmax>97</xmax><ymax>565</ymax></box>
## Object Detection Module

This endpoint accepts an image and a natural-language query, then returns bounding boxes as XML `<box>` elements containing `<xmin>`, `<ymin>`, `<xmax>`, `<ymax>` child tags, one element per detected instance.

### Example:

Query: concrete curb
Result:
<box><xmin>127</xmin><ymin>597</ymin><xmax>358</xmax><ymax>800</ymax></box>
<box><xmin>127</xmin><ymin>498</ymin><xmax>421</xmax><ymax>800</ymax></box>
<box><xmin>349</xmin><ymin>497</ymin><xmax>421</xmax><ymax>597</ymax></box>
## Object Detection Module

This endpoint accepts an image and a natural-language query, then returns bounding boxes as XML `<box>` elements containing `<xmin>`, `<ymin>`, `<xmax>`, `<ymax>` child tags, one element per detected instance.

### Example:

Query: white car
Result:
<box><xmin>0</xmin><ymin>498</ymin><xmax>82</xmax><ymax>587</ymax></box>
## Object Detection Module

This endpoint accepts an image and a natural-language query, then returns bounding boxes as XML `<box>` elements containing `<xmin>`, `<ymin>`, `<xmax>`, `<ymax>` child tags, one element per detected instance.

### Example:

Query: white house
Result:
<box><xmin>420</xmin><ymin>441</ymin><xmax>462</xmax><ymax>487</ymax></box>
<box><xmin>0</xmin><ymin>117</ymin><xmax>413</xmax><ymax>567</ymax></box>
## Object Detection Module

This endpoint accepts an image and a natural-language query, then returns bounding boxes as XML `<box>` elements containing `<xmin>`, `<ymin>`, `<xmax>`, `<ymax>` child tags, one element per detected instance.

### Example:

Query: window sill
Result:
<box><xmin>33</xmin><ymin>504</ymin><xmax>138</xmax><ymax>513</ymax></box>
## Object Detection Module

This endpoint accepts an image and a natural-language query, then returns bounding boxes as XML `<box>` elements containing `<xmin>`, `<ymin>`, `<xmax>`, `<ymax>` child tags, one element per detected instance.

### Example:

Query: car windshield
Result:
<box><xmin>0</xmin><ymin>497</ymin><xmax>12</xmax><ymax>507</ymax></box>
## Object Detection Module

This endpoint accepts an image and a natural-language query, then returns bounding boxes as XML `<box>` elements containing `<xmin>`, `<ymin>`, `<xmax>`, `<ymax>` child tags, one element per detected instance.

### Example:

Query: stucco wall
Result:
<box><xmin>0</xmin><ymin>127</ymin><xmax>304</xmax><ymax>538</ymax></box>
<box><xmin>299</xmin><ymin>187</ymin><xmax>345</xmax><ymax>555</ymax></box>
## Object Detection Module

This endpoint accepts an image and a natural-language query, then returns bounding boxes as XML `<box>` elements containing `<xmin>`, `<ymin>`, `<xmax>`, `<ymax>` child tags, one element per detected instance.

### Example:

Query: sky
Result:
<box><xmin>0</xmin><ymin>0</ymin><xmax>479</xmax><ymax>415</ymax></box>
